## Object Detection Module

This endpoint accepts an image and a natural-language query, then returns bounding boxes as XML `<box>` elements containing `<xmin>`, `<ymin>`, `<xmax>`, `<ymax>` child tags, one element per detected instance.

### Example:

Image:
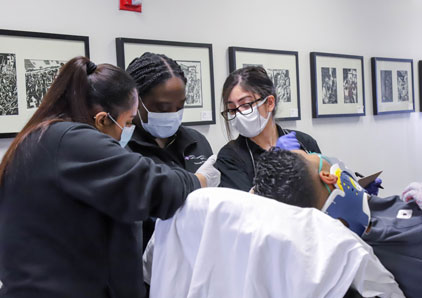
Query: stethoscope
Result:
<box><xmin>246</xmin><ymin>127</ymin><xmax>311</xmax><ymax>175</ymax></box>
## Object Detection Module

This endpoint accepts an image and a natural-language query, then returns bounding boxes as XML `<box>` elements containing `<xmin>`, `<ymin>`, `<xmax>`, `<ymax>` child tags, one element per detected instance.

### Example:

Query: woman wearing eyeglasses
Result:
<box><xmin>215</xmin><ymin>66</ymin><xmax>321</xmax><ymax>192</ymax></box>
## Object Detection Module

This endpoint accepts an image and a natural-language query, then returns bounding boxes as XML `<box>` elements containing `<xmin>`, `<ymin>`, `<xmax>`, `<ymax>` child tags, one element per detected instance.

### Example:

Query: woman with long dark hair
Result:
<box><xmin>216</xmin><ymin>66</ymin><xmax>320</xmax><ymax>192</ymax></box>
<box><xmin>0</xmin><ymin>56</ymin><xmax>218</xmax><ymax>297</ymax></box>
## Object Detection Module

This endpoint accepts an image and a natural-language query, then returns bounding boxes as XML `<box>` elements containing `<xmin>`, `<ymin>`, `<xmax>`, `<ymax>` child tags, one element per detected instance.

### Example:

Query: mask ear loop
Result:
<box><xmin>107</xmin><ymin>113</ymin><xmax>123</xmax><ymax>130</ymax></box>
<box><xmin>139</xmin><ymin>97</ymin><xmax>151</xmax><ymax>113</ymax></box>
<box><xmin>254</xmin><ymin>96</ymin><xmax>271</xmax><ymax>138</ymax></box>
<box><xmin>314</xmin><ymin>153</ymin><xmax>332</xmax><ymax>195</ymax></box>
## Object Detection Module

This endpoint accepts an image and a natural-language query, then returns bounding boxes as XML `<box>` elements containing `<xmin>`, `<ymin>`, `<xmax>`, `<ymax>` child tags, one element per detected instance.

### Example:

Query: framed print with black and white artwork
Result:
<box><xmin>371</xmin><ymin>57</ymin><xmax>414</xmax><ymax>115</ymax></box>
<box><xmin>228</xmin><ymin>46</ymin><xmax>301</xmax><ymax>121</ymax></box>
<box><xmin>116</xmin><ymin>38</ymin><xmax>216</xmax><ymax>126</ymax></box>
<box><xmin>0</xmin><ymin>29</ymin><xmax>89</xmax><ymax>137</ymax></box>
<box><xmin>310</xmin><ymin>52</ymin><xmax>365</xmax><ymax>118</ymax></box>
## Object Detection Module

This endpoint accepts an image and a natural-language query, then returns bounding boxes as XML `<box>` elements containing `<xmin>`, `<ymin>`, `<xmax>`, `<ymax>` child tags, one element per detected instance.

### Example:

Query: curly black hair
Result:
<box><xmin>126</xmin><ymin>52</ymin><xmax>187</xmax><ymax>98</ymax></box>
<box><xmin>253</xmin><ymin>149</ymin><xmax>318</xmax><ymax>208</ymax></box>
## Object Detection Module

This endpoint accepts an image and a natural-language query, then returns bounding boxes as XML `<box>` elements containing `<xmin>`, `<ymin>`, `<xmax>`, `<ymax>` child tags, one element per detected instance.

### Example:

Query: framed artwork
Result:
<box><xmin>371</xmin><ymin>57</ymin><xmax>414</xmax><ymax>115</ymax></box>
<box><xmin>228</xmin><ymin>46</ymin><xmax>301</xmax><ymax>121</ymax></box>
<box><xmin>115</xmin><ymin>38</ymin><xmax>216</xmax><ymax>126</ymax></box>
<box><xmin>419</xmin><ymin>61</ymin><xmax>422</xmax><ymax>112</ymax></box>
<box><xmin>0</xmin><ymin>29</ymin><xmax>89</xmax><ymax>138</ymax></box>
<box><xmin>310</xmin><ymin>52</ymin><xmax>365</xmax><ymax>118</ymax></box>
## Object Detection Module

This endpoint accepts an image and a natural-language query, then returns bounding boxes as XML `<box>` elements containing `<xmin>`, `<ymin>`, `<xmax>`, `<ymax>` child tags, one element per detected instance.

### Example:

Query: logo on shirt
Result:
<box><xmin>184</xmin><ymin>154</ymin><xmax>207</xmax><ymax>165</ymax></box>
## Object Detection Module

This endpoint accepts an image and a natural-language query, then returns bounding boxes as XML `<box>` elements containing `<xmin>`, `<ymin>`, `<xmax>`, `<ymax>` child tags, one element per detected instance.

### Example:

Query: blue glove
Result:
<box><xmin>276</xmin><ymin>131</ymin><xmax>300</xmax><ymax>150</ymax></box>
<box><xmin>365</xmin><ymin>178</ymin><xmax>382</xmax><ymax>196</ymax></box>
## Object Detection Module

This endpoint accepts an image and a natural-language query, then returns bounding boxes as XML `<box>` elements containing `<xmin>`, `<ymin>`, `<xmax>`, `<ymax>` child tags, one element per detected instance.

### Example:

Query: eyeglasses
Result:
<box><xmin>221</xmin><ymin>96</ymin><xmax>267</xmax><ymax>121</ymax></box>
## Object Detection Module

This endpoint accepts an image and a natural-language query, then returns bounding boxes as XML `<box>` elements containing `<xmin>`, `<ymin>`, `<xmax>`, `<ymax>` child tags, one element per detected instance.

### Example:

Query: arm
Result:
<box><xmin>56</xmin><ymin>125</ymin><xmax>200</xmax><ymax>223</ymax></box>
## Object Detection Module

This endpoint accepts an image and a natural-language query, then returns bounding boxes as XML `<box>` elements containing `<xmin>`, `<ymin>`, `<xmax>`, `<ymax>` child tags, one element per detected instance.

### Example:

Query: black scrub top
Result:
<box><xmin>0</xmin><ymin>121</ymin><xmax>199</xmax><ymax>298</ymax></box>
<box><xmin>127</xmin><ymin>124</ymin><xmax>213</xmax><ymax>250</ymax></box>
<box><xmin>363</xmin><ymin>195</ymin><xmax>422</xmax><ymax>298</ymax></box>
<box><xmin>127</xmin><ymin>124</ymin><xmax>213</xmax><ymax>173</ymax></box>
<box><xmin>216</xmin><ymin>125</ymin><xmax>321</xmax><ymax>192</ymax></box>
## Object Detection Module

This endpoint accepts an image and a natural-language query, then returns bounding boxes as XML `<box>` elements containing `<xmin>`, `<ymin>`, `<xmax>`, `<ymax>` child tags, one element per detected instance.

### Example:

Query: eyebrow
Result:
<box><xmin>227</xmin><ymin>95</ymin><xmax>253</xmax><ymax>104</ymax></box>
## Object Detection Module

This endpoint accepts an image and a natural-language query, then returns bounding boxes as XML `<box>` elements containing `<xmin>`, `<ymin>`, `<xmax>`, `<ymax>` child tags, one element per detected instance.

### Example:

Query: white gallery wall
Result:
<box><xmin>0</xmin><ymin>0</ymin><xmax>421</xmax><ymax>196</ymax></box>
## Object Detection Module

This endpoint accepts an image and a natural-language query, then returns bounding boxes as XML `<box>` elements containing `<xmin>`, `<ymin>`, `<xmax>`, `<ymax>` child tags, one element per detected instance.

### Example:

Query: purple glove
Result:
<box><xmin>364</xmin><ymin>178</ymin><xmax>382</xmax><ymax>196</ymax></box>
<box><xmin>276</xmin><ymin>131</ymin><xmax>300</xmax><ymax>150</ymax></box>
<box><xmin>401</xmin><ymin>182</ymin><xmax>422</xmax><ymax>210</ymax></box>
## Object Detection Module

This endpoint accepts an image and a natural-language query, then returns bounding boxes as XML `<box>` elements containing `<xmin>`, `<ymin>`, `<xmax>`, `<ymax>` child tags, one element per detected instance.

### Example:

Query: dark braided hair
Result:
<box><xmin>253</xmin><ymin>149</ymin><xmax>318</xmax><ymax>208</ymax></box>
<box><xmin>126</xmin><ymin>52</ymin><xmax>187</xmax><ymax>98</ymax></box>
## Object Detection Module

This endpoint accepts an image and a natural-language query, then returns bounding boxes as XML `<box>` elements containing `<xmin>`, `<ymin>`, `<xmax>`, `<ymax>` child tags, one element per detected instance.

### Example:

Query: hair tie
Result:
<box><xmin>86</xmin><ymin>61</ymin><xmax>97</xmax><ymax>75</ymax></box>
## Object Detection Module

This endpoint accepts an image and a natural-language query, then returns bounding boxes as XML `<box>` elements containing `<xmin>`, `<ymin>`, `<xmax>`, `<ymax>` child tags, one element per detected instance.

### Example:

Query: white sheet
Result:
<box><xmin>149</xmin><ymin>187</ymin><xmax>404</xmax><ymax>298</ymax></box>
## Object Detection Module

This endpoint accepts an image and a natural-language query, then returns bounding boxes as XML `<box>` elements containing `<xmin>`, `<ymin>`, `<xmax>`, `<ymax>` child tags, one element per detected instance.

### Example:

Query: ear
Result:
<box><xmin>319</xmin><ymin>171</ymin><xmax>338</xmax><ymax>186</ymax></box>
<box><xmin>266</xmin><ymin>95</ymin><xmax>276</xmax><ymax>113</ymax></box>
<box><xmin>93</xmin><ymin>111</ymin><xmax>110</xmax><ymax>130</ymax></box>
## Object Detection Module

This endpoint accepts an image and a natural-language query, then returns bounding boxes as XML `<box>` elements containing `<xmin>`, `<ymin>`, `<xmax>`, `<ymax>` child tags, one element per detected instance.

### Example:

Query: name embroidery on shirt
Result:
<box><xmin>184</xmin><ymin>154</ymin><xmax>207</xmax><ymax>165</ymax></box>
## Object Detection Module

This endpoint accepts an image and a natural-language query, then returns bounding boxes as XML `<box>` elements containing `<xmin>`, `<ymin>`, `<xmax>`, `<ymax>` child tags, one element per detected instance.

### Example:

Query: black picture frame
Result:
<box><xmin>419</xmin><ymin>61</ymin><xmax>422</xmax><ymax>112</ymax></box>
<box><xmin>0</xmin><ymin>29</ymin><xmax>89</xmax><ymax>138</ymax></box>
<box><xmin>116</xmin><ymin>38</ymin><xmax>216</xmax><ymax>126</ymax></box>
<box><xmin>371</xmin><ymin>57</ymin><xmax>415</xmax><ymax>115</ymax></box>
<box><xmin>228</xmin><ymin>46</ymin><xmax>301</xmax><ymax>121</ymax></box>
<box><xmin>310</xmin><ymin>52</ymin><xmax>365</xmax><ymax>118</ymax></box>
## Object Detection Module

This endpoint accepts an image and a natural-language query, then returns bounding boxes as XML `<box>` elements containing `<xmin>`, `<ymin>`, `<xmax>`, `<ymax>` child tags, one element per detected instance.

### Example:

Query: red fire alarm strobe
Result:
<box><xmin>120</xmin><ymin>0</ymin><xmax>142</xmax><ymax>13</ymax></box>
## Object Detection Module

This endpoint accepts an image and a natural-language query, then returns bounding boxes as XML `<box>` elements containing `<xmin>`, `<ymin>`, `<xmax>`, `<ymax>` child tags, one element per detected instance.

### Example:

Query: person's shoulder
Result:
<box><xmin>48</xmin><ymin>121</ymin><xmax>95</xmax><ymax>135</ymax></box>
<box><xmin>50</xmin><ymin>121</ymin><xmax>119</xmax><ymax>149</ymax></box>
<box><xmin>179</xmin><ymin>126</ymin><xmax>207</xmax><ymax>141</ymax></box>
<box><xmin>369</xmin><ymin>195</ymin><xmax>420</xmax><ymax>212</ymax></box>
<box><xmin>288</xmin><ymin>128</ymin><xmax>320</xmax><ymax>152</ymax></box>
<box><xmin>42</xmin><ymin>121</ymin><xmax>94</xmax><ymax>144</ymax></box>
<box><xmin>179</xmin><ymin>126</ymin><xmax>213</xmax><ymax>153</ymax></box>
<box><xmin>217</xmin><ymin>137</ymin><xmax>245</xmax><ymax>158</ymax></box>
<box><xmin>290</xmin><ymin>129</ymin><xmax>316</xmax><ymax>141</ymax></box>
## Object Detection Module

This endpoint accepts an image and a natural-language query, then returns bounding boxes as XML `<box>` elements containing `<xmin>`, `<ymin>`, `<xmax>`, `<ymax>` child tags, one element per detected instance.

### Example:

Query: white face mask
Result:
<box><xmin>108</xmin><ymin>114</ymin><xmax>135</xmax><ymax>148</ymax></box>
<box><xmin>139</xmin><ymin>98</ymin><xmax>184</xmax><ymax>139</ymax></box>
<box><xmin>230</xmin><ymin>98</ymin><xmax>271</xmax><ymax>138</ymax></box>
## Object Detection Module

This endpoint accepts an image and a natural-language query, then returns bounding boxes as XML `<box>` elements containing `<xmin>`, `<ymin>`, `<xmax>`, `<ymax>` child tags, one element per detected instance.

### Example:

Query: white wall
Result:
<box><xmin>1</xmin><ymin>0</ymin><xmax>421</xmax><ymax>195</ymax></box>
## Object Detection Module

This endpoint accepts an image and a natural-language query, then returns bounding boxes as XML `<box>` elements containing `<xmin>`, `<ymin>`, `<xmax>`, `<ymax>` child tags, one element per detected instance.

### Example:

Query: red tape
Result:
<box><xmin>120</xmin><ymin>0</ymin><xmax>142</xmax><ymax>12</ymax></box>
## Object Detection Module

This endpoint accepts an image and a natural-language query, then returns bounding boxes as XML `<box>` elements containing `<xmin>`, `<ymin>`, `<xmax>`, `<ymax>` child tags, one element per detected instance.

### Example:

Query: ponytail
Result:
<box><xmin>0</xmin><ymin>56</ymin><xmax>136</xmax><ymax>184</ymax></box>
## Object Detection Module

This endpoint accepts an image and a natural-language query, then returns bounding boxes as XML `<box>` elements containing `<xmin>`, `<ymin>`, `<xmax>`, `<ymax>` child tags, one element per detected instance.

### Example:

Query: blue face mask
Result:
<box><xmin>108</xmin><ymin>113</ymin><xmax>135</xmax><ymax>148</ymax></box>
<box><xmin>139</xmin><ymin>98</ymin><xmax>183</xmax><ymax>139</ymax></box>
<box><xmin>317</xmin><ymin>157</ymin><xmax>371</xmax><ymax>236</ymax></box>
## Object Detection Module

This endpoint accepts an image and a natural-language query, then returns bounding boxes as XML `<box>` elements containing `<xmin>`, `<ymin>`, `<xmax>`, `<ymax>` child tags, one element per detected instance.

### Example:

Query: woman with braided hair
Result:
<box><xmin>126</xmin><ymin>52</ymin><xmax>215</xmax><ymax>248</ymax></box>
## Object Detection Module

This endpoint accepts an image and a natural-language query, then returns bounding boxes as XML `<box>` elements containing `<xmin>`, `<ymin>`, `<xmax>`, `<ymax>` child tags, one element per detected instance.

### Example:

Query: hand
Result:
<box><xmin>276</xmin><ymin>131</ymin><xmax>300</xmax><ymax>150</ymax></box>
<box><xmin>364</xmin><ymin>178</ymin><xmax>382</xmax><ymax>196</ymax></box>
<box><xmin>401</xmin><ymin>182</ymin><xmax>422</xmax><ymax>210</ymax></box>
<box><xmin>195</xmin><ymin>155</ymin><xmax>221</xmax><ymax>187</ymax></box>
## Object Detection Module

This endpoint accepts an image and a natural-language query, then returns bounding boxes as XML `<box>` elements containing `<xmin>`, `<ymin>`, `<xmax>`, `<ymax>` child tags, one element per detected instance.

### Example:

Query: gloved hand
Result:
<box><xmin>364</xmin><ymin>178</ymin><xmax>382</xmax><ymax>196</ymax></box>
<box><xmin>195</xmin><ymin>154</ymin><xmax>221</xmax><ymax>187</ymax></box>
<box><xmin>276</xmin><ymin>131</ymin><xmax>300</xmax><ymax>150</ymax></box>
<box><xmin>401</xmin><ymin>182</ymin><xmax>422</xmax><ymax>210</ymax></box>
